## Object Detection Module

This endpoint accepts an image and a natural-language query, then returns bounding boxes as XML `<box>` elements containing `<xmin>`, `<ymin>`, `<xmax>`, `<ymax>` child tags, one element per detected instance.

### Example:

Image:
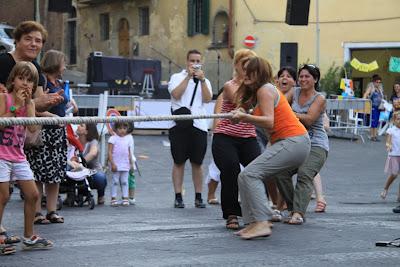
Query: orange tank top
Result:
<box><xmin>253</xmin><ymin>88</ymin><xmax>306</xmax><ymax>144</ymax></box>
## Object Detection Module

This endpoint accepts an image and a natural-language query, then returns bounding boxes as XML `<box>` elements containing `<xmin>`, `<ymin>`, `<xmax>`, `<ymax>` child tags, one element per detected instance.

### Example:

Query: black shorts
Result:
<box><xmin>169</xmin><ymin>126</ymin><xmax>207</xmax><ymax>165</ymax></box>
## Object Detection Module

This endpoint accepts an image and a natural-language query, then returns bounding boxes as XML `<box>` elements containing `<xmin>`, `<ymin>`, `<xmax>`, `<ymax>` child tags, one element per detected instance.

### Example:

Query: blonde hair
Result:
<box><xmin>233</xmin><ymin>49</ymin><xmax>257</xmax><ymax>66</ymax></box>
<box><xmin>6</xmin><ymin>61</ymin><xmax>39</xmax><ymax>94</ymax></box>
<box><xmin>41</xmin><ymin>50</ymin><xmax>67</xmax><ymax>75</ymax></box>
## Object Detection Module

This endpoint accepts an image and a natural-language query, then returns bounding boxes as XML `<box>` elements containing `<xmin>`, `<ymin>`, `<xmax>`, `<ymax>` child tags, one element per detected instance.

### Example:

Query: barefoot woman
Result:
<box><xmin>231</xmin><ymin>57</ymin><xmax>311</xmax><ymax>239</ymax></box>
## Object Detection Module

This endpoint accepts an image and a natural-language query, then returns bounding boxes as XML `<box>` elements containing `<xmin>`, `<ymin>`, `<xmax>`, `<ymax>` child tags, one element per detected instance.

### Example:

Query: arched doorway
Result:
<box><xmin>118</xmin><ymin>18</ymin><xmax>130</xmax><ymax>57</ymax></box>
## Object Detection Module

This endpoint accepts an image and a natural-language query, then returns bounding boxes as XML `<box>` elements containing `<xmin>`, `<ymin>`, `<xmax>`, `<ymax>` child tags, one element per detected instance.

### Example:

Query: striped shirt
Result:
<box><xmin>214</xmin><ymin>100</ymin><xmax>256</xmax><ymax>138</ymax></box>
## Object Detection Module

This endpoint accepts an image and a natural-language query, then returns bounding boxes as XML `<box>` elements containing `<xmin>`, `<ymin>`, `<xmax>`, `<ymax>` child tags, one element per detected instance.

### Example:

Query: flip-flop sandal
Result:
<box><xmin>46</xmin><ymin>211</ymin><xmax>64</xmax><ymax>223</ymax></box>
<box><xmin>34</xmin><ymin>212</ymin><xmax>50</xmax><ymax>225</ymax></box>
<box><xmin>0</xmin><ymin>231</ymin><xmax>21</xmax><ymax>244</ymax></box>
<box><xmin>207</xmin><ymin>198</ymin><xmax>219</xmax><ymax>205</ymax></box>
<box><xmin>226</xmin><ymin>215</ymin><xmax>240</xmax><ymax>230</ymax></box>
<box><xmin>0</xmin><ymin>240</ymin><xmax>16</xmax><ymax>255</ymax></box>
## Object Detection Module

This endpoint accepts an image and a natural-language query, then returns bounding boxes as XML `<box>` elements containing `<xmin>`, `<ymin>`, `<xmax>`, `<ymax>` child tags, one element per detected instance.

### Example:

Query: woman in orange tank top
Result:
<box><xmin>230</xmin><ymin>56</ymin><xmax>311</xmax><ymax>240</ymax></box>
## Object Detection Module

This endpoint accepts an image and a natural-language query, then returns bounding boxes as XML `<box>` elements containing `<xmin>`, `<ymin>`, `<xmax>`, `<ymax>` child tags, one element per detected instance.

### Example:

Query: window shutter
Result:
<box><xmin>201</xmin><ymin>0</ymin><xmax>210</xmax><ymax>35</ymax></box>
<box><xmin>187</xmin><ymin>0</ymin><xmax>194</xmax><ymax>36</ymax></box>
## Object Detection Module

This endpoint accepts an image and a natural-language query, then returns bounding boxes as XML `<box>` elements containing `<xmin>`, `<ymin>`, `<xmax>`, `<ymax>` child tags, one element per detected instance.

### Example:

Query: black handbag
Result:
<box><xmin>171</xmin><ymin>80</ymin><xmax>199</xmax><ymax>129</ymax></box>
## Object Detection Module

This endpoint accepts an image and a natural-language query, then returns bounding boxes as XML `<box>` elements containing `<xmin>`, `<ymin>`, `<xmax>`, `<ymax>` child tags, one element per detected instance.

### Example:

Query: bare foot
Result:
<box><xmin>234</xmin><ymin>223</ymin><xmax>255</xmax><ymax>236</ymax></box>
<box><xmin>240</xmin><ymin>221</ymin><xmax>272</xmax><ymax>240</ymax></box>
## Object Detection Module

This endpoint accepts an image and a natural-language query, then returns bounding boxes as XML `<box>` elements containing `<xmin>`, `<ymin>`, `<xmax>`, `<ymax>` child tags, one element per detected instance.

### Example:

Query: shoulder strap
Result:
<box><xmin>189</xmin><ymin>80</ymin><xmax>200</xmax><ymax>107</ymax></box>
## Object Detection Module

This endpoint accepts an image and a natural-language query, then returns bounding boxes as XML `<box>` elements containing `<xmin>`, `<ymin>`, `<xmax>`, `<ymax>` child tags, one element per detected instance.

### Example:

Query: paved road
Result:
<box><xmin>2</xmin><ymin>135</ymin><xmax>400</xmax><ymax>267</ymax></box>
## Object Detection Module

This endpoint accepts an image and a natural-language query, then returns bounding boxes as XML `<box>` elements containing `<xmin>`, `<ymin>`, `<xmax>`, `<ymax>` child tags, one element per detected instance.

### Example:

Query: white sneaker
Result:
<box><xmin>129</xmin><ymin>198</ymin><xmax>136</xmax><ymax>205</ymax></box>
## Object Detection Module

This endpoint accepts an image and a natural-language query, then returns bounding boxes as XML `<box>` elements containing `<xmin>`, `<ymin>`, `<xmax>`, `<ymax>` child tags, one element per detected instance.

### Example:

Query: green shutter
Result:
<box><xmin>201</xmin><ymin>0</ymin><xmax>210</xmax><ymax>35</ymax></box>
<box><xmin>187</xmin><ymin>0</ymin><xmax>194</xmax><ymax>36</ymax></box>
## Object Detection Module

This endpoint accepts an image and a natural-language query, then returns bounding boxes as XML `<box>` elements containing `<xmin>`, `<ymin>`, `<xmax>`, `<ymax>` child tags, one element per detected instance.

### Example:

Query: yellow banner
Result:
<box><xmin>350</xmin><ymin>58</ymin><xmax>379</xmax><ymax>72</ymax></box>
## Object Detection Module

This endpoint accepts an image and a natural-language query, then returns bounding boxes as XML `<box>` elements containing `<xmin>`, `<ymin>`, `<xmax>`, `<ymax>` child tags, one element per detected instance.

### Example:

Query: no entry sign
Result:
<box><xmin>243</xmin><ymin>35</ymin><xmax>256</xmax><ymax>49</ymax></box>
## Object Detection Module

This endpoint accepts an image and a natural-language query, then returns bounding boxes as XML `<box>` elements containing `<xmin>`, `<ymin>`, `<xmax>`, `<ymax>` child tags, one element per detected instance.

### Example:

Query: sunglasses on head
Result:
<box><xmin>299</xmin><ymin>64</ymin><xmax>317</xmax><ymax>69</ymax></box>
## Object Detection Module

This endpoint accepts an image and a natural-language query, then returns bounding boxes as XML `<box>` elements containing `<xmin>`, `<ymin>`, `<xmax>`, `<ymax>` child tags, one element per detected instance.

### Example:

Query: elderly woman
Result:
<box><xmin>26</xmin><ymin>50</ymin><xmax>69</xmax><ymax>224</ymax></box>
<box><xmin>0</xmin><ymin>21</ymin><xmax>63</xmax><ymax>110</ymax></box>
<box><xmin>231</xmin><ymin>56</ymin><xmax>310</xmax><ymax>239</ymax></box>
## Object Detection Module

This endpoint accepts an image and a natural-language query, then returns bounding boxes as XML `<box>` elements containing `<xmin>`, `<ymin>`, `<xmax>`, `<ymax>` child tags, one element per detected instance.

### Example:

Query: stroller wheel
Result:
<box><xmin>88</xmin><ymin>197</ymin><xmax>95</xmax><ymax>210</ymax></box>
<box><xmin>64</xmin><ymin>196</ymin><xmax>75</xmax><ymax>207</ymax></box>
<box><xmin>77</xmin><ymin>195</ymin><xmax>84</xmax><ymax>207</ymax></box>
<box><xmin>57</xmin><ymin>196</ymin><xmax>63</xmax><ymax>211</ymax></box>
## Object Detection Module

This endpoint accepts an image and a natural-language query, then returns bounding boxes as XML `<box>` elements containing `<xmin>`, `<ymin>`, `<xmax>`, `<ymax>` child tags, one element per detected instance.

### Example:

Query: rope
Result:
<box><xmin>0</xmin><ymin>113</ymin><xmax>233</xmax><ymax>126</ymax></box>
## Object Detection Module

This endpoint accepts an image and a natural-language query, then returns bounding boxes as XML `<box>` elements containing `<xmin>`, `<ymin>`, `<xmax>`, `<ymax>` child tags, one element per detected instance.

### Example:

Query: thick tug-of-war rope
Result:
<box><xmin>0</xmin><ymin>113</ymin><xmax>233</xmax><ymax>126</ymax></box>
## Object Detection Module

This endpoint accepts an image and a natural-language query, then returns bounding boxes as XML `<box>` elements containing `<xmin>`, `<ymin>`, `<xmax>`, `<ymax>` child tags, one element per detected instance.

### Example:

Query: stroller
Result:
<box><xmin>59</xmin><ymin>125</ymin><xmax>96</xmax><ymax>210</ymax></box>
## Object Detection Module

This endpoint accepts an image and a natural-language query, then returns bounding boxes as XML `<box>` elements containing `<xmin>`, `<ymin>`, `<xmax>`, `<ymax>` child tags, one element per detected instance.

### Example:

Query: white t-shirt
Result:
<box><xmin>108</xmin><ymin>134</ymin><xmax>134</xmax><ymax>171</ymax></box>
<box><xmin>168</xmin><ymin>69</ymin><xmax>212</xmax><ymax>132</ymax></box>
<box><xmin>387</xmin><ymin>125</ymin><xmax>400</xmax><ymax>156</ymax></box>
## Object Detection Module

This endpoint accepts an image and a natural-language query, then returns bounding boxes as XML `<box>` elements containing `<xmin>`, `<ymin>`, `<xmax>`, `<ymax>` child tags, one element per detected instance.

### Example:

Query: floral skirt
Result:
<box><xmin>25</xmin><ymin>127</ymin><xmax>67</xmax><ymax>184</ymax></box>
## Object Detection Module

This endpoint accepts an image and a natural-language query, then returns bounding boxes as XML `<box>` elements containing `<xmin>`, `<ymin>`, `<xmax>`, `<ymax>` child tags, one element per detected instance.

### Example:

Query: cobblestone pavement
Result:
<box><xmin>2</xmin><ymin>135</ymin><xmax>400</xmax><ymax>267</ymax></box>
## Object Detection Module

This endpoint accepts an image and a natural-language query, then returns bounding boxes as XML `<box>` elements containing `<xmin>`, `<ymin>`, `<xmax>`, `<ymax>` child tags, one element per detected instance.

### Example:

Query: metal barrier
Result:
<box><xmin>326</xmin><ymin>97</ymin><xmax>371</xmax><ymax>142</ymax></box>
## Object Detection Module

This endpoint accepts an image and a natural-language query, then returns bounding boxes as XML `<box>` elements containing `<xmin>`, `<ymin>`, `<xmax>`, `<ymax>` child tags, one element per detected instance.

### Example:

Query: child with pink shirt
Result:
<box><xmin>108</xmin><ymin>122</ymin><xmax>134</xmax><ymax>206</ymax></box>
<box><xmin>0</xmin><ymin>62</ymin><xmax>53</xmax><ymax>255</ymax></box>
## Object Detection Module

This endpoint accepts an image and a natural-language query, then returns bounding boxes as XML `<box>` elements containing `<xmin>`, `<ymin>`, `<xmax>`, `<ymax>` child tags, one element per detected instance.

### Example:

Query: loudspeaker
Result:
<box><xmin>280</xmin><ymin>43</ymin><xmax>298</xmax><ymax>70</ymax></box>
<box><xmin>285</xmin><ymin>0</ymin><xmax>311</xmax><ymax>26</ymax></box>
<box><xmin>48</xmin><ymin>0</ymin><xmax>72</xmax><ymax>13</ymax></box>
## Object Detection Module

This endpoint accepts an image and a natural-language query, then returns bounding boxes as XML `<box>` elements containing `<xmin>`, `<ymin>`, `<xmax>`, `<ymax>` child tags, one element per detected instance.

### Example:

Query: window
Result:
<box><xmin>66</xmin><ymin>7</ymin><xmax>77</xmax><ymax>64</ymax></box>
<box><xmin>139</xmin><ymin>7</ymin><xmax>149</xmax><ymax>36</ymax></box>
<box><xmin>212</xmin><ymin>11</ymin><xmax>229</xmax><ymax>47</ymax></box>
<box><xmin>187</xmin><ymin>0</ymin><xmax>209</xmax><ymax>36</ymax></box>
<box><xmin>99</xmin><ymin>13</ymin><xmax>110</xmax><ymax>40</ymax></box>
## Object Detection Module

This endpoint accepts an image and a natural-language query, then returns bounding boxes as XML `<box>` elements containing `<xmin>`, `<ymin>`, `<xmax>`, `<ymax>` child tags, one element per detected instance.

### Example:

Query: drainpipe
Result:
<box><xmin>228</xmin><ymin>0</ymin><xmax>234</xmax><ymax>59</ymax></box>
<box><xmin>34</xmin><ymin>0</ymin><xmax>42</xmax><ymax>61</ymax></box>
<box><xmin>34</xmin><ymin>0</ymin><xmax>41</xmax><ymax>23</ymax></box>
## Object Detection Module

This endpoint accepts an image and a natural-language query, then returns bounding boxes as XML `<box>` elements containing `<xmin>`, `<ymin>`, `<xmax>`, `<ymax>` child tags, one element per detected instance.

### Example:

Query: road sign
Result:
<box><xmin>243</xmin><ymin>35</ymin><xmax>256</xmax><ymax>49</ymax></box>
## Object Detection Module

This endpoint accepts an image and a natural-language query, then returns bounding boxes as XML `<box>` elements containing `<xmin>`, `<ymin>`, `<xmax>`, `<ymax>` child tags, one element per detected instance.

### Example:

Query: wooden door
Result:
<box><xmin>118</xmin><ymin>18</ymin><xmax>130</xmax><ymax>57</ymax></box>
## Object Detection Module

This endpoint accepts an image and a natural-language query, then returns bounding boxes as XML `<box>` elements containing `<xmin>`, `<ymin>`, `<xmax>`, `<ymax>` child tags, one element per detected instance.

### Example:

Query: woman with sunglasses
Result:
<box><xmin>363</xmin><ymin>74</ymin><xmax>384</xmax><ymax>142</ymax></box>
<box><xmin>276</xmin><ymin>64</ymin><xmax>329</xmax><ymax>225</ymax></box>
<box><xmin>276</xmin><ymin>66</ymin><xmax>328</xmax><ymax>213</ymax></box>
<box><xmin>231</xmin><ymin>57</ymin><xmax>310</xmax><ymax>239</ymax></box>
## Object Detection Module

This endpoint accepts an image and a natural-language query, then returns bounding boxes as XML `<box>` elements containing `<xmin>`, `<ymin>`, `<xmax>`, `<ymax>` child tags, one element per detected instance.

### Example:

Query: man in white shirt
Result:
<box><xmin>168</xmin><ymin>49</ymin><xmax>213</xmax><ymax>208</ymax></box>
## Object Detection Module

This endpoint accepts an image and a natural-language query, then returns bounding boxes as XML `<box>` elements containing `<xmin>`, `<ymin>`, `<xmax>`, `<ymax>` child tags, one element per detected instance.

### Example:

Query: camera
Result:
<box><xmin>193</xmin><ymin>64</ymin><xmax>202</xmax><ymax>71</ymax></box>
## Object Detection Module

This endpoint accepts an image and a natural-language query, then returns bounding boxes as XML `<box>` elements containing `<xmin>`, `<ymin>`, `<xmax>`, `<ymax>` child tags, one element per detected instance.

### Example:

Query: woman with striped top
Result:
<box><xmin>212</xmin><ymin>49</ymin><xmax>261</xmax><ymax>230</ymax></box>
<box><xmin>231</xmin><ymin>56</ymin><xmax>311</xmax><ymax>239</ymax></box>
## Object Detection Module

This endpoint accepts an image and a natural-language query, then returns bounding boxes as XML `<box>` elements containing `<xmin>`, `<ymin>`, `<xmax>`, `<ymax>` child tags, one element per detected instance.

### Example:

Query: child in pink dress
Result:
<box><xmin>108</xmin><ymin>122</ymin><xmax>134</xmax><ymax>206</ymax></box>
<box><xmin>381</xmin><ymin>111</ymin><xmax>400</xmax><ymax>201</ymax></box>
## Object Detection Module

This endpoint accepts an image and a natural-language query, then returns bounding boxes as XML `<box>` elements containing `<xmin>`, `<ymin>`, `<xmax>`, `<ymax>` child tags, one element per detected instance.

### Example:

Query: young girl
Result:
<box><xmin>108</xmin><ymin>122</ymin><xmax>134</xmax><ymax>206</ymax></box>
<box><xmin>0</xmin><ymin>62</ymin><xmax>53</xmax><ymax>254</ymax></box>
<box><xmin>381</xmin><ymin>111</ymin><xmax>400</xmax><ymax>200</ymax></box>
